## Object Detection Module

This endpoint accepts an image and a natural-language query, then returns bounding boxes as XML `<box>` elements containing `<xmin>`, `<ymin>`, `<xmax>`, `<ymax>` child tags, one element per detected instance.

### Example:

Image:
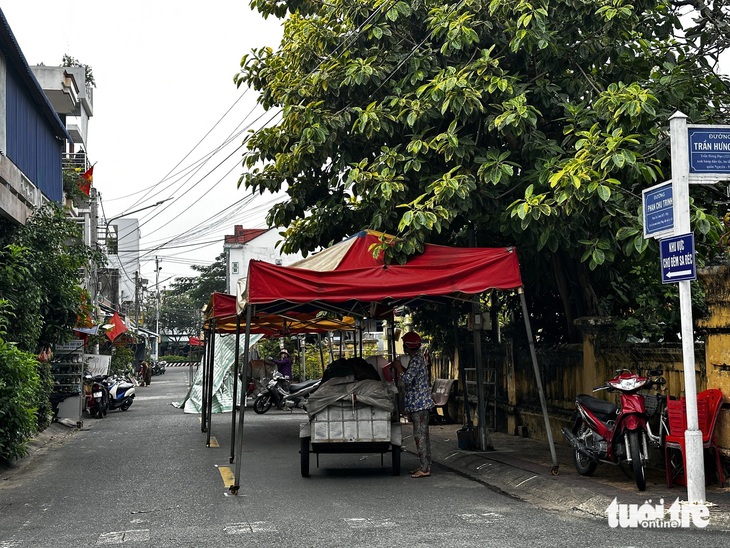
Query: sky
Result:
<box><xmin>1</xmin><ymin>0</ymin><xmax>285</xmax><ymax>289</ymax></box>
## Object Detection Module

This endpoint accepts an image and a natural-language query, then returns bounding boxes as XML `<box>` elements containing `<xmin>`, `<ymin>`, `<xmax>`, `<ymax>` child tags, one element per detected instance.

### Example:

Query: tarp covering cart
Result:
<box><xmin>300</xmin><ymin>361</ymin><xmax>400</xmax><ymax>477</ymax></box>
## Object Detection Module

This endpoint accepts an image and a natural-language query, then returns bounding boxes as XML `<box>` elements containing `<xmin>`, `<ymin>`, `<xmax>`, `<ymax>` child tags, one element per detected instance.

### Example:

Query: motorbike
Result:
<box><xmin>152</xmin><ymin>361</ymin><xmax>166</xmax><ymax>376</ymax></box>
<box><xmin>253</xmin><ymin>371</ymin><xmax>321</xmax><ymax>414</ymax></box>
<box><xmin>561</xmin><ymin>369</ymin><xmax>666</xmax><ymax>491</ymax></box>
<box><xmin>84</xmin><ymin>374</ymin><xmax>109</xmax><ymax>419</ymax></box>
<box><xmin>103</xmin><ymin>375</ymin><xmax>136</xmax><ymax>411</ymax></box>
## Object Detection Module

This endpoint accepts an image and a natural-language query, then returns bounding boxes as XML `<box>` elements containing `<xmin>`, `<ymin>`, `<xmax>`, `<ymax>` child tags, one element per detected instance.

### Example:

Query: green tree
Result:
<box><xmin>236</xmin><ymin>0</ymin><xmax>730</xmax><ymax>342</ymax></box>
<box><xmin>157</xmin><ymin>293</ymin><xmax>202</xmax><ymax>354</ymax></box>
<box><xmin>171</xmin><ymin>253</ymin><xmax>227</xmax><ymax>310</ymax></box>
<box><xmin>0</xmin><ymin>204</ymin><xmax>104</xmax><ymax>352</ymax></box>
<box><xmin>146</xmin><ymin>254</ymin><xmax>225</xmax><ymax>352</ymax></box>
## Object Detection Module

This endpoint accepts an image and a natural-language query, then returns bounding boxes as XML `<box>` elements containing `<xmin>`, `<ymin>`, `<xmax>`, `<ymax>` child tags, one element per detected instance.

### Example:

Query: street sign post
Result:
<box><xmin>667</xmin><ymin>114</ymin><xmax>730</xmax><ymax>504</ymax></box>
<box><xmin>642</xmin><ymin>181</ymin><xmax>674</xmax><ymax>238</ymax></box>
<box><xmin>660</xmin><ymin>233</ymin><xmax>696</xmax><ymax>284</ymax></box>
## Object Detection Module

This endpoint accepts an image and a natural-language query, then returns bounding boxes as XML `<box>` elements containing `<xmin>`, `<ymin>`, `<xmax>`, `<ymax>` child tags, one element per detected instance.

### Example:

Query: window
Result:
<box><xmin>232</xmin><ymin>262</ymin><xmax>239</xmax><ymax>274</ymax></box>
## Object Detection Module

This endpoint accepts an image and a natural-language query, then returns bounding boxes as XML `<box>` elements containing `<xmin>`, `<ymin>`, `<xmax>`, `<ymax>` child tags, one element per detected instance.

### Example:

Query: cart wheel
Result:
<box><xmin>300</xmin><ymin>437</ymin><xmax>311</xmax><ymax>478</ymax></box>
<box><xmin>391</xmin><ymin>444</ymin><xmax>401</xmax><ymax>476</ymax></box>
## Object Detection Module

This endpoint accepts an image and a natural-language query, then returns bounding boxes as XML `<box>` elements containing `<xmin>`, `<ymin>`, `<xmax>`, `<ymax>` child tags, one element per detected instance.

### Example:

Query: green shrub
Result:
<box><xmin>34</xmin><ymin>359</ymin><xmax>53</xmax><ymax>432</ymax></box>
<box><xmin>0</xmin><ymin>336</ymin><xmax>42</xmax><ymax>462</ymax></box>
<box><xmin>110</xmin><ymin>346</ymin><xmax>134</xmax><ymax>376</ymax></box>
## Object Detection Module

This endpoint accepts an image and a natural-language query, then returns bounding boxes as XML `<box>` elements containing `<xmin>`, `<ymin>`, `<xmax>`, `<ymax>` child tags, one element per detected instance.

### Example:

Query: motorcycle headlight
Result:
<box><xmin>608</xmin><ymin>377</ymin><xmax>647</xmax><ymax>391</ymax></box>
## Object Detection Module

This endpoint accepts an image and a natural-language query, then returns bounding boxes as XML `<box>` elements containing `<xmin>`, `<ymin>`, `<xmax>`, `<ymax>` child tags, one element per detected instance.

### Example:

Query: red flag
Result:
<box><xmin>77</xmin><ymin>166</ymin><xmax>93</xmax><ymax>196</ymax></box>
<box><xmin>106</xmin><ymin>311</ymin><xmax>128</xmax><ymax>342</ymax></box>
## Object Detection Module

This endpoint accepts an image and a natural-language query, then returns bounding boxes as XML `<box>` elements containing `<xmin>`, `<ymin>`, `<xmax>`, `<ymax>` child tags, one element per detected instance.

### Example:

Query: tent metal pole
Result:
<box><xmin>318</xmin><ymin>333</ymin><xmax>325</xmax><ymax>372</ymax></box>
<box><xmin>229</xmin><ymin>314</ymin><xmax>242</xmax><ymax>463</ymax></box>
<box><xmin>206</xmin><ymin>324</ymin><xmax>216</xmax><ymax>447</ymax></box>
<box><xmin>359</xmin><ymin>320</ymin><xmax>363</xmax><ymax>357</ymax></box>
<box><xmin>231</xmin><ymin>305</ymin><xmax>253</xmax><ymax>495</ymax></box>
<box><xmin>518</xmin><ymin>286</ymin><xmax>559</xmax><ymax>473</ymax></box>
<box><xmin>452</xmin><ymin>308</ymin><xmax>472</xmax><ymax>429</ymax></box>
<box><xmin>387</xmin><ymin>320</ymin><xmax>400</xmax><ymax>416</ymax></box>
<box><xmin>472</xmin><ymin>298</ymin><xmax>493</xmax><ymax>451</ymax></box>
<box><xmin>327</xmin><ymin>331</ymin><xmax>334</xmax><ymax>362</ymax></box>
<box><xmin>200</xmin><ymin>330</ymin><xmax>209</xmax><ymax>433</ymax></box>
<box><xmin>387</xmin><ymin>321</ymin><xmax>395</xmax><ymax>361</ymax></box>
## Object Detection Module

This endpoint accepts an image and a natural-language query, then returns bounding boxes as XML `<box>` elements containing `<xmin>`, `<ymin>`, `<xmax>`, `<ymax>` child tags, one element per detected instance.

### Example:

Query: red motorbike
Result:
<box><xmin>562</xmin><ymin>369</ymin><xmax>665</xmax><ymax>491</ymax></box>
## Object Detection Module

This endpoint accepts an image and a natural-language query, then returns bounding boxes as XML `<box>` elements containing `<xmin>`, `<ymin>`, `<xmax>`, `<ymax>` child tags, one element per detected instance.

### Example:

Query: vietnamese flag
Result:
<box><xmin>105</xmin><ymin>311</ymin><xmax>128</xmax><ymax>342</ymax></box>
<box><xmin>77</xmin><ymin>166</ymin><xmax>93</xmax><ymax>196</ymax></box>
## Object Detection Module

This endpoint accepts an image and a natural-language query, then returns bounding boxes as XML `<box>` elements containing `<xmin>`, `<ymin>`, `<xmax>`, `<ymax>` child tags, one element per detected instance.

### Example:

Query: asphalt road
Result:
<box><xmin>1</xmin><ymin>367</ymin><xmax>726</xmax><ymax>547</ymax></box>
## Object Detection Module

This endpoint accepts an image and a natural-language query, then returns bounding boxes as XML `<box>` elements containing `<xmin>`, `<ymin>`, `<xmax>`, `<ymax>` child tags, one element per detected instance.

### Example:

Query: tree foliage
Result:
<box><xmin>0</xmin><ymin>305</ymin><xmax>49</xmax><ymax>462</ymax></box>
<box><xmin>0</xmin><ymin>335</ymin><xmax>42</xmax><ymax>462</ymax></box>
<box><xmin>147</xmin><ymin>254</ymin><xmax>226</xmax><ymax>352</ymax></box>
<box><xmin>171</xmin><ymin>253</ymin><xmax>227</xmax><ymax>310</ymax></box>
<box><xmin>0</xmin><ymin>204</ymin><xmax>104</xmax><ymax>352</ymax></box>
<box><xmin>237</xmin><ymin>0</ymin><xmax>730</xmax><ymax>342</ymax></box>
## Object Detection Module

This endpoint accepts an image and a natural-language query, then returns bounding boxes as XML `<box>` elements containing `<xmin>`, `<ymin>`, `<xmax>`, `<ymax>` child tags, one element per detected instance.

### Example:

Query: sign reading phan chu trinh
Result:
<box><xmin>688</xmin><ymin>127</ymin><xmax>730</xmax><ymax>175</ymax></box>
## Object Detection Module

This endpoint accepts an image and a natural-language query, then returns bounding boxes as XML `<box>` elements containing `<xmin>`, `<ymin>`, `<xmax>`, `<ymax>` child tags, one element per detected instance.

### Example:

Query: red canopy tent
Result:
<box><xmin>227</xmin><ymin>231</ymin><xmax>558</xmax><ymax>492</ymax></box>
<box><xmin>204</xmin><ymin>292</ymin><xmax>355</xmax><ymax>335</ymax></box>
<box><xmin>198</xmin><ymin>292</ymin><xmax>357</xmax><ymax>457</ymax></box>
<box><xmin>237</xmin><ymin>230</ymin><xmax>523</xmax><ymax>317</ymax></box>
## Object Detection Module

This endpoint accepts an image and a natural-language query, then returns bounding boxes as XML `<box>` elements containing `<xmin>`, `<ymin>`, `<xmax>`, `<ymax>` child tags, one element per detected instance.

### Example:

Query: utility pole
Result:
<box><xmin>155</xmin><ymin>256</ymin><xmax>161</xmax><ymax>361</ymax></box>
<box><xmin>134</xmin><ymin>270</ymin><xmax>140</xmax><ymax>340</ymax></box>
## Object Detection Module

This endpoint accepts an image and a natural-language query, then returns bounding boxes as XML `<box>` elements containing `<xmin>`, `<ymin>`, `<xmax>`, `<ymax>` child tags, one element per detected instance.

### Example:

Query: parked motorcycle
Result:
<box><xmin>253</xmin><ymin>371</ymin><xmax>321</xmax><ymax>414</ymax></box>
<box><xmin>84</xmin><ymin>374</ymin><xmax>109</xmax><ymax>419</ymax></box>
<box><xmin>152</xmin><ymin>361</ymin><xmax>166</xmax><ymax>376</ymax></box>
<box><xmin>561</xmin><ymin>369</ymin><xmax>666</xmax><ymax>491</ymax></box>
<box><xmin>103</xmin><ymin>375</ymin><xmax>136</xmax><ymax>411</ymax></box>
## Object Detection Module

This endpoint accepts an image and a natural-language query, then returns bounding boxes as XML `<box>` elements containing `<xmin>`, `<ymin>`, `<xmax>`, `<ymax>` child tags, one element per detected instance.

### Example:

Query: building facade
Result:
<box><xmin>0</xmin><ymin>9</ymin><xmax>71</xmax><ymax>226</ymax></box>
<box><xmin>223</xmin><ymin>226</ymin><xmax>304</xmax><ymax>295</ymax></box>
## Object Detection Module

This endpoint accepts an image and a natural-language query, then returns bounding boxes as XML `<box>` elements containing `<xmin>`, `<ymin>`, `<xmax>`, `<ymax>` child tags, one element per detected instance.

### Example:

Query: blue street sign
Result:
<box><xmin>660</xmin><ymin>233</ymin><xmax>696</xmax><ymax>284</ymax></box>
<box><xmin>688</xmin><ymin>127</ymin><xmax>730</xmax><ymax>174</ymax></box>
<box><xmin>642</xmin><ymin>181</ymin><xmax>673</xmax><ymax>238</ymax></box>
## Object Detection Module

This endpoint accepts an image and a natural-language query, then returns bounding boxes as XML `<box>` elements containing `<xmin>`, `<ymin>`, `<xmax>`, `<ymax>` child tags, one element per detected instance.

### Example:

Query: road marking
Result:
<box><xmin>458</xmin><ymin>513</ymin><xmax>505</xmax><ymax>524</ymax></box>
<box><xmin>97</xmin><ymin>530</ymin><xmax>150</xmax><ymax>544</ymax></box>
<box><xmin>224</xmin><ymin>522</ymin><xmax>277</xmax><ymax>534</ymax></box>
<box><xmin>217</xmin><ymin>465</ymin><xmax>235</xmax><ymax>488</ymax></box>
<box><xmin>209</xmin><ymin>436</ymin><xmax>219</xmax><ymax>447</ymax></box>
<box><xmin>515</xmin><ymin>475</ymin><xmax>537</xmax><ymax>488</ymax></box>
<box><xmin>344</xmin><ymin>518</ymin><xmax>397</xmax><ymax>529</ymax></box>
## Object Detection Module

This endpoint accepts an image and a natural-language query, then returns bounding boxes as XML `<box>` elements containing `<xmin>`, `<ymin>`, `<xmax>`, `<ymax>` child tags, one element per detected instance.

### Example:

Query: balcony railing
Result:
<box><xmin>62</xmin><ymin>152</ymin><xmax>89</xmax><ymax>172</ymax></box>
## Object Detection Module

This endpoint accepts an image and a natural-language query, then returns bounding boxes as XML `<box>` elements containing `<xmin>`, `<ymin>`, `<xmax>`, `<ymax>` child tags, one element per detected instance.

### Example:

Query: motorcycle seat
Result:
<box><xmin>289</xmin><ymin>379</ymin><xmax>319</xmax><ymax>393</ymax></box>
<box><xmin>577</xmin><ymin>394</ymin><xmax>617</xmax><ymax>419</ymax></box>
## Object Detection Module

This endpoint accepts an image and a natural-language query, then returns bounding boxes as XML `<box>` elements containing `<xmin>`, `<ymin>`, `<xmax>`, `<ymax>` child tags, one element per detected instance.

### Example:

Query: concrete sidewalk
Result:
<box><xmin>400</xmin><ymin>421</ymin><xmax>730</xmax><ymax>527</ymax></box>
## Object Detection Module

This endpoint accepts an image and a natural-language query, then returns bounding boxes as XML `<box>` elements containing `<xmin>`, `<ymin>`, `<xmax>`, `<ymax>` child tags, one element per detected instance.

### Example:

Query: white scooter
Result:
<box><xmin>103</xmin><ymin>375</ymin><xmax>136</xmax><ymax>411</ymax></box>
